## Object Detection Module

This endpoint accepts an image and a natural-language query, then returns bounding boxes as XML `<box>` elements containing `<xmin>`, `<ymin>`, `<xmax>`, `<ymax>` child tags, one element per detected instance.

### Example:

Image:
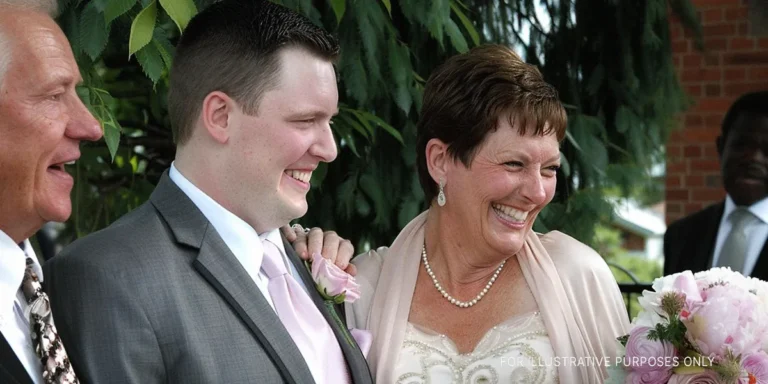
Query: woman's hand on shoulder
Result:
<box><xmin>282</xmin><ymin>224</ymin><xmax>357</xmax><ymax>276</ymax></box>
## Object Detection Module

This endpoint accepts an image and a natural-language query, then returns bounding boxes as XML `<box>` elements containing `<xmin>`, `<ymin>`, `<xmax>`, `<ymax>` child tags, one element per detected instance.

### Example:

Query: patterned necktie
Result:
<box><xmin>260</xmin><ymin>239</ymin><xmax>350</xmax><ymax>384</ymax></box>
<box><xmin>20</xmin><ymin>257</ymin><xmax>79</xmax><ymax>384</ymax></box>
<box><xmin>718</xmin><ymin>208</ymin><xmax>758</xmax><ymax>274</ymax></box>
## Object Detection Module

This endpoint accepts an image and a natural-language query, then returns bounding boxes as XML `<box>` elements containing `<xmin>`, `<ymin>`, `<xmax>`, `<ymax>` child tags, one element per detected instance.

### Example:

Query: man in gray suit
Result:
<box><xmin>44</xmin><ymin>1</ymin><xmax>372</xmax><ymax>383</ymax></box>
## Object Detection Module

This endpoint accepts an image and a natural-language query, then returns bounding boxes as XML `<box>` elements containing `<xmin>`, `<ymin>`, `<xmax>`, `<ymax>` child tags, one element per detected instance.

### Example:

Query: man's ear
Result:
<box><xmin>200</xmin><ymin>91</ymin><xmax>234</xmax><ymax>144</ymax></box>
<box><xmin>716</xmin><ymin>135</ymin><xmax>724</xmax><ymax>158</ymax></box>
<box><xmin>425</xmin><ymin>138</ymin><xmax>450</xmax><ymax>186</ymax></box>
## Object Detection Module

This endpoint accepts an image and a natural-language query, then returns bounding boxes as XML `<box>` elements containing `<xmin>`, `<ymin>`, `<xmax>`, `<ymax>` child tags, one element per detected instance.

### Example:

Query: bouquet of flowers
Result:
<box><xmin>617</xmin><ymin>267</ymin><xmax>768</xmax><ymax>384</ymax></box>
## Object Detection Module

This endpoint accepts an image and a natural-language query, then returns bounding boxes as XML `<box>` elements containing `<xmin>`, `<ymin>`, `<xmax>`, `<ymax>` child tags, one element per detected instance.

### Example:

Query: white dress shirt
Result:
<box><xmin>0</xmin><ymin>231</ymin><xmax>43</xmax><ymax>384</ymax></box>
<box><xmin>169</xmin><ymin>163</ymin><xmax>306</xmax><ymax>310</ymax></box>
<box><xmin>712</xmin><ymin>195</ymin><xmax>768</xmax><ymax>275</ymax></box>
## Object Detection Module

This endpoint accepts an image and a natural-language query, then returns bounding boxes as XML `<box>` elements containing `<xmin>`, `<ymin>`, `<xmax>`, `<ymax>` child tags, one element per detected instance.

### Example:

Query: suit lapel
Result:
<box><xmin>0</xmin><ymin>333</ymin><xmax>33</xmax><ymax>384</ymax></box>
<box><xmin>150</xmin><ymin>172</ymin><xmax>314</xmax><ymax>384</ymax></box>
<box><xmin>693</xmin><ymin>202</ymin><xmax>724</xmax><ymax>272</ymax></box>
<box><xmin>282</xmin><ymin>238</ymin><xmax>373</xmax><ymax>384</ymax></box>
<box><xmin>750</xmin><ymin>239</ymin><xmax>768</xmax><ymax>280</ymax></box>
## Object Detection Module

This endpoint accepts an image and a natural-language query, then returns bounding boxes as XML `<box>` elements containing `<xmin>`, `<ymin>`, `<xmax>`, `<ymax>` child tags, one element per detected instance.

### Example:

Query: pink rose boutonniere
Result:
<box><xmin>306</xmin><ymin>253</ymin><xmax>371</xmax><ymax>357</ymax></box>
<box><xmin>310</xmin><ymin>252</ymin><xmax>361</xmax><ymax>303</ymax></box>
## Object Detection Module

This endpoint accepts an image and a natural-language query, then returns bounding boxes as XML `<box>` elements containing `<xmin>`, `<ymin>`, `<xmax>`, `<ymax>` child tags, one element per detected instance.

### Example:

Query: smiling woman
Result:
<box><xmin>344</xmin><ymin>44</ymin><xmax>631</xmax><ymax>384</ymax></box>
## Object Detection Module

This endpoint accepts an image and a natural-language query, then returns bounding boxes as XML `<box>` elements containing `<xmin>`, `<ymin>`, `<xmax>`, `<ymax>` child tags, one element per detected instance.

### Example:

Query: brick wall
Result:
<box><xmin>666</xmin><ymin>0</ymin><xmax>768</xmax><ymax>224</ymax></box>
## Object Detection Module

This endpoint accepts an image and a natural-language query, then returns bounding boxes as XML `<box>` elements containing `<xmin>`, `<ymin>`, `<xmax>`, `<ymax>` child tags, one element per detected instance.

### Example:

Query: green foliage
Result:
<box><xmin>610</xmin><ymin>254</ymin><xmax>664</xmax><ymax>285</ymax></box>
<box><xmin>129</xmin><ymin>1</ymin><xmax>157</xmax><ymax>57</ymax></box>
<box><xmin>647</xmin><ymin>317</ymin><xmax>689</xmax><ymax>351</ymax></box>
<box><xmin>159</xmin><ymin>0</ymin><xmax>197</xmax><ymax>32</ymax></box>
<box><xmin>57</xmin><ymin>0</ymin><xmax>701</xmax><ymax>253</ymax></box>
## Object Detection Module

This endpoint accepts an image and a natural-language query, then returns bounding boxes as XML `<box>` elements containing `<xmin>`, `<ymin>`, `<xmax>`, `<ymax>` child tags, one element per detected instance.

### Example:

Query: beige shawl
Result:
<box><xmin>347</xmin><ymin>211</ymin><xmax>630</xmax><ymax>383</ymax></box>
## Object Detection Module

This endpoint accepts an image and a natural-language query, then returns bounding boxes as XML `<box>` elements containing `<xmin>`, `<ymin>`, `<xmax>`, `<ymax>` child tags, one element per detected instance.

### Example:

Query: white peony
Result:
<box><xmin>631</xmin><ymin>271</ymin><xmax>702</xmax><ymax>327</ymax></box>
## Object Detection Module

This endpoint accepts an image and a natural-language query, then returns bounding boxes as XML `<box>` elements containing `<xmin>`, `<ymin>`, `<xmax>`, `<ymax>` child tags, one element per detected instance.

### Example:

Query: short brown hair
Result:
<box><xmin>416</xmin><ymin>44</ymin><xmax>567</xmax><ymax>203</ymax></box>
<box><xmin>168</xmin><ymin>0</ymin><xmax>340</xmax><ymax>145</ymax></box>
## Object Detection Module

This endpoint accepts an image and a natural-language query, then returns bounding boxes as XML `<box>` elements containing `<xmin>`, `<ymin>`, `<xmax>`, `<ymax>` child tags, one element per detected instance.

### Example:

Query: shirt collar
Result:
<box><xmin>725</xmin><ymin>195</ymin><xmax>768</xmax><ymax>224</ymax></box>
<box><xmin>169</xmin><ymin>163</ymin><xmax>286</xmax><ymax>277</ymax></box>
<box><xmin>261</xmin><ymin>229</ymin><xmax>288</xmax><ymax>257</ymax></box>
<box><xmin>0</xmin><ymin>230</ymin><xmax>29</xmax><ymax>312</ymax></box>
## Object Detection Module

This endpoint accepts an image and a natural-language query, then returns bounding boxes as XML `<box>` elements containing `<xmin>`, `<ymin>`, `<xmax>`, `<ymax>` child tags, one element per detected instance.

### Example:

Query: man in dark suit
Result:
<box><xmin>44</xmin><ymin>1</ymin><xmax>372</xmax><ymax>383</ymax></box>
<box><xmin>664</xmin><ymin>91</ymin><xmax>768</xmax><ymax>279</ymax></box>
<box><xmin>0</xmin><ymin>1</ymin><xmax>104</xmax><ymax>383</ymax></box>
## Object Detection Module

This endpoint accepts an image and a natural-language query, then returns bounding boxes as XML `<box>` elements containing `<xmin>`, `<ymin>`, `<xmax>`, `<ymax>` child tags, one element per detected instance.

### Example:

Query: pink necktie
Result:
<box><xmin>261</xmin><ymin>240</ymin><xmax>350</xmax><ymax>384</ymax></box>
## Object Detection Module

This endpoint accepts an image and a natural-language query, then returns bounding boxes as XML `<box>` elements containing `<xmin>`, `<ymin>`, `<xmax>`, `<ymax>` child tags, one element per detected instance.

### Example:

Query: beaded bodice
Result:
<box><xmin>394</xmin><ymin>311</ymin><xmax>558</xmax><ymax>384</ymax></box>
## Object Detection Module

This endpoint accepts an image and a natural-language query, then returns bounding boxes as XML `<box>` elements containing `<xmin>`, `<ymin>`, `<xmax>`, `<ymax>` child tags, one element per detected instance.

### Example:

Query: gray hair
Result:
<box><xmin>0</xmin><ymin>0</ymin><xmax>60</xmax><ymax>92</ymax></box>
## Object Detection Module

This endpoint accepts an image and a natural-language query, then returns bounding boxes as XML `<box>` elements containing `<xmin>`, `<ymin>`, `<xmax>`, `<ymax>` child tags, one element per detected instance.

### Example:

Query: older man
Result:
<box><xmin>0</xmin><ymin>1</ymin><xmax>103</xmax><ymax>383</ymax></box>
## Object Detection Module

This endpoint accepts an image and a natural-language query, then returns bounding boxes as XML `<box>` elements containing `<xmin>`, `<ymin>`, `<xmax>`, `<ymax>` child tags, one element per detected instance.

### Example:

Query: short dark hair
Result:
<box><xmin>168</xmin><ymin>0</ymin><xmax>340</xmax><ymax>145</ymax></box>
<box><xmin>416</xmin><ymin>44</ymin><xmax>567</xmax><ymax>203</ymax></box>
<box><xmin>721</xmin><ymin>91</ymin><xmax>768</xmax><ymax>139</ymax></box>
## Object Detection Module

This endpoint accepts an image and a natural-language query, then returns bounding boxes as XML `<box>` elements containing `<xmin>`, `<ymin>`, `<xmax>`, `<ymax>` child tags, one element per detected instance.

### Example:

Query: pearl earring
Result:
<box><xmin>437</xmin><ymin>178</ymin><xmax>446</xmax><ymax>207</ymax></box>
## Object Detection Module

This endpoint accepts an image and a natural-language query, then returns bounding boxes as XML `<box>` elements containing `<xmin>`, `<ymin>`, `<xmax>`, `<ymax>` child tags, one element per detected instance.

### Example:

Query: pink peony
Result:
<box><xmin>742</xmin><ymin>352</ymin><xmax>768</xmax><ymax>384</ymax></box>
<box><xmin>626</xmin><ymin>370</ymin><xmax>672</xmax><ymax>384</ymax></box>
<box><xmin>684</xmin><ymin>283</ymin><xmax>768</xmax><ymax>359</ymax></box>
<box><xmin>310</xmin><ymin>252</ymin><xmax>361</xmax><ymax>302</ymax></box>
<box><xmin>625</xmin><ymin>326</ymin><xmax>677</xmax><ymax>374</ymax></box>
<box><xmin>667</xmin><ymin>371</ymin><xmax>721</xmax><ymax>384</ymax></box>
<box><xmin>673</xmin><ymin>272</ymin><xmax>704</xmax><ymax>318</ymax></box>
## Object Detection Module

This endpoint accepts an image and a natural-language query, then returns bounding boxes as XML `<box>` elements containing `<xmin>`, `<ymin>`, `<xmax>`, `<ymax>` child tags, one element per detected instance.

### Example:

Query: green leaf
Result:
<box><xmin>159</xmin><ymin>0</ymin><xmax>197</xmax><ymax>32</ymax></box>
<box><xmin>380</xmin><ymin>0</ymin><xmax>391</xmax><ymax>17</ymax></box>
<box><xmin>397</xmin><ymin>199</ymin><xmax>420</xmax><ymax>228</ymax></box>
<box><xmin>355</xmin><ymin>4</ymin><xmax>383</xmax><ymax>84</ymax></box>
<box><xmin>129</xmin><ymin>0</ymin><xmax>157</xmax><ymax>58</ymax></box>
<box><xmin>615</xmin><ymin>107</ymin><xmax>636</xmax><ymax>134</ymax></box>
<box><xmin>450</xmin><ymin>1</ymin><xmax>479</xmax><ymax>46</ymax></box>
<box><xmin>348</xmin><ymin>110</ymin><xmax>374</xmax><ymax>137</ymax></box>
<box><xmin>152</xmin><ymin>28</ymin><xmax>175</xmax><ymax>69</ymax></box>
<box><xmin>135</xmin><ymin>42</ymin><xmax>165</xmax><ymax>84</ymax></box>
<box><xmin>344</xmin><ymin>57</ymin><xmax>368</xmax><ymax>104</ymax></box>
<box><xmin>359</xmin><ymin>172</ymin><xmax>389</xmax><ymax>228</ymax></box>
<box><xmin>336</xmin><ymin>175</ymin><xmax>358</xmax><ymax>219</ymax></box>
<box><xmin>355</xmin><ymin>193</ymin><xmax>371</xmax><ymax>216</ymax></box>
<box><xmin>559</xmin><ymin>151</ymin><xmax>571</xmax><ymax>177</ymax></box>
<box><xmin>105</xmin><ymin>0</ymin><xmax>137</xmax><ymax>24</ymax></box>
<box><xmin>79</xmin><ymin>1</ymin><xmax>110</xmax><ymax>60</ymax></box>
<box><xmin>426</xmin><ymin>0</ymin><xmax>450</xmax><ymax>47</ymax></box>
<box><xmin>444</xmin><ymin>18</ymin><xmax>468</xmax><ymax>53</ymax></box>
<box><xmin>332</xmin><ymin>119</ymin><xmax>361</xmax><ymax>157</ymax></box>
<box><xmin>360</xmin><ymin>111</ymin><xmax>404</xmax><ymax>144</ymax></box>
<box><xmin>565</xmin><ymin>130</ymin><xmax>583</xmax><ymax>152</ymax></box>
<box><xmin>338</xmin><ymin>113</ymin><xmax>369</xmax><ymax>140</ymax></box>
<box><xmin>60</xmin><ymin>7</ymin><xmax>82</xmax><ymax>57</ymax></box>
<box><xmin>393</xmin><ymin>83</ymin><xmax>413</xmax><ymax>115</ymax></box>
<box><xmin>388</xmin><ymin>40</ymin><xmax>408</xmax><ymax>85</ymax></box>
<box><xmin>586</xmin><ymin>65</ymin><xmax>604</xmax><ymax>96</ymax></box>
<box><xmin>330</xmin><ymin>0</ymin><xmax>346</xmax><ymax>24</ymax></box>
<box><xmin>87</xmin><ymin>87</ymin><xmax>122</xmax><ymax>161</ymax></box>
<box><xmin>104</xmin><ymin>123</ymin><xmax>122</xmax><ymax>160</ymax></box>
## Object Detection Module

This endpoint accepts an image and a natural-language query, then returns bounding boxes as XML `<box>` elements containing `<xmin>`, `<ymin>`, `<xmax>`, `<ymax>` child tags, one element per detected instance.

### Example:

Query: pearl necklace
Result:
<box><xmin>421</xmin><ymin>244</ymin><xmax>506</xmax><ymax>308</ymax></box>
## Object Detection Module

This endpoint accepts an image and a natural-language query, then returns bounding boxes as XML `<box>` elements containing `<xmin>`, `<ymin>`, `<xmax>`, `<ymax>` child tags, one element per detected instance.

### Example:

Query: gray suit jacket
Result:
<box><xmin>44</xmin><ymin>173</ymin><xmax>373</xmax><ymax>384</ymax></box>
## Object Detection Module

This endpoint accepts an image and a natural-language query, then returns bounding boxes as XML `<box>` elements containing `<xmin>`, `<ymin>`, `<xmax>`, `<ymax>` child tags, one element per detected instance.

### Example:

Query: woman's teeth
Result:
<box><xmin>492</xmin><ymin>204</ymin><xmax>528</xmax><ymax>222</ymax></box>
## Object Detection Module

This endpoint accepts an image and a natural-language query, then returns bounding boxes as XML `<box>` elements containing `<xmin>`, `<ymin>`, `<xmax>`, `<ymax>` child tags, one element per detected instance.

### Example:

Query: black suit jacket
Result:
<box><xmin>0</xmin><ymin>333</ymin><xmax>33</xmax><ymax>384</ymax></box>
<box><xmin>664</xmin><ymin>201</ymin><xmax>768</xmax><ymax>279</ymax></box>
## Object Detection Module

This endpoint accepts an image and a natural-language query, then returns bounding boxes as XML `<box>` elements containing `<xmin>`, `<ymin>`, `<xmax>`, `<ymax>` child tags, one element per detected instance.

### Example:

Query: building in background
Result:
<box><xmin>609</xmin><ymin>199</ymin><xmax>667</xmax><ymax>260</ymax></box>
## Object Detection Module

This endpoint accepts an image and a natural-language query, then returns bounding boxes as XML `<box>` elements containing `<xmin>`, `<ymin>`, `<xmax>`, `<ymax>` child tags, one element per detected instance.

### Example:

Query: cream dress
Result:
<box><xmin>393</xmin><ymin>312</ymin><xmax>558</xmax><ymax>384</ymax></box>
